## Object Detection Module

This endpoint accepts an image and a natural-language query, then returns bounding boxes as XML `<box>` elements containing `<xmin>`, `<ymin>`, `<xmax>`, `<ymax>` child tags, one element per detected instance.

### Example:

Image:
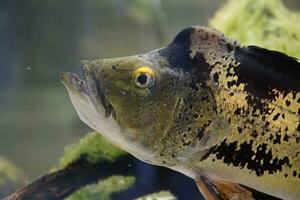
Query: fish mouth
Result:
<box><xmin>60</xmin><ymin>62</ymin><xmax>114</xmax><ymax>119</ymax></box>
<box><xmin>81</xmin><ymin>61</ymin><xmax>114</xmax><ymax>118</ymax></box>
<box><xmin>60</xmin><ymin>63</ymin><xmax>161</xmax><ymax>165</ymax></box>
<box><xmin>60</xmin><ymin>72</ymin><xmax>89</xmax><ymax>97</ymax></box>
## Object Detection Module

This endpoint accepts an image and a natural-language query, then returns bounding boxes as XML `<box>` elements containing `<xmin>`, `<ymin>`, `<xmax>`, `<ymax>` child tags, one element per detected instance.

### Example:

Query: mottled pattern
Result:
<box><xmin>171</xmin><ymin>26</ymin><xmax>300</xmax><ymax>199</ymax></box>
<box><xmin>61</xmin><ymin>26</ymin><xmax>300</xmax><ymax>200</ymax></box>
<box><xmin>155</xmin><ymin>26</ymin><xmax>300</xmax><ymax>199</ymax></box>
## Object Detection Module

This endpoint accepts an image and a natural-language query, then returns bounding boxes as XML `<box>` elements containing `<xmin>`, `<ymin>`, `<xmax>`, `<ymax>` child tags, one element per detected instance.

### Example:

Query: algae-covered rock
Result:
<box><xmin>134</xmin><ymin>191</ymin><xmax>177</xmax><ymax>200</ymax></box>
<box><xmin>53</xmin><ymin>132</ymin><xmax>180</xmax><ymax>200</ymax></box>
<box><xmin>53</xmin><ymin>132</ymin><xmax>135</xmax><ymax>200</ymax></box>
<box><xmin>55</xmin><ymin>132</ymin><xmax>127</xmax><ymax>170</ymax></box>
<box><xmin>0</xmin><ymin>155</ymin><xmax>27</xmax><ymax>198</ymax></box>
<box><xmin>66</xmin><ymin>175</ymin><xmax>135</xmax><ymax>200</ymax></box>
<box><xmin>210</xmin><ymin>0</ymin><xmax>300</xmax><ymax>58</ymax></box>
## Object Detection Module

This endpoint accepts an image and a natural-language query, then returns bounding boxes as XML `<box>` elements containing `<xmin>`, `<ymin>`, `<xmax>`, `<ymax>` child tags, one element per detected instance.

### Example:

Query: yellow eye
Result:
<box><xmin>133</xmin><ymin>66</ymin><xmax>155</xmax><ymax>88</ymax></box>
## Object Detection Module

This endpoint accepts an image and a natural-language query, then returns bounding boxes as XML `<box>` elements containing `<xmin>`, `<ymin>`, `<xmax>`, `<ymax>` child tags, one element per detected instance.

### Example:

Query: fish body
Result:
<box><xmin>61</xmin><ymin>26</ymin><xmax>300</xmax><ymax>200</ymax></box>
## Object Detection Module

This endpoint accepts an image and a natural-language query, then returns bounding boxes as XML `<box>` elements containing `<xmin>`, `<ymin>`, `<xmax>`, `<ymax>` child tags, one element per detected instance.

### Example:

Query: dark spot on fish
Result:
<box><xmin>213</xmin><ymin>61</ymin><xmax>222</xmax><ymax>66</ymax></box>
<box><xmin>213</xmin><ymin>72</ymin><xmax>219</xmax><ymax>82</ymax></box>
<box><xmin>283</xmin><ymin>134</ymin><xmax>290</xmax><ymax>142</ymax></box>
<box><xmin>237</xmin><ymin>127</ymin><xmax>243</xmax><ymax>134</ymax></box>
<box><xmin>292</xmin><ymin>92</ymin><xmax>297</xmax><ymax>100</ymax></box>
<box><xmin>265</xmin><ymin>121</ymin><xmax>270</xmax><ymax>128</ymax></box>
<box><xmin>202</xmin><ymin>139</ymin><xmax>291</xmax><ymax>176</ymax></box>
<box><xmin>296</xmin><ymin>136</ymin><xmax>300</xmax><ymax>143</ymax></box>
<box><xmin>234</xmin><ymin>108</ymin><xmax>242</xmax><ymax>115</ymax></box>
<box><xmin>227</xmin><ymin>80</ymin><xmax>236</xmax><ymax>88</ymax></box>
<box><xmin>193</xmin><ymin>52</ymin><xmax>212</xmax><ymax>81</ymax></box>
<box><xmin>159</xmin><ymin>27</ymin><xmax>196</xmax><ymax>70</ymax></box>
<box><xmin>293</xmin><ymin>171</ymin><xmax>297</xmax><ymax>177</ymax></box>
<box><xmin>273</xmin><ymin>113</ymin><xmax>280</xmax><ymax>121</ymax></box>
<box><xmin>269</xmin><ymin>135</ymin><xmax>274</xmax><ymax>141</ymax></box>
<box><xmin>159</xmin><ymin>27</ymin><xmax>212</xmax><ymax>82</ymax></box>
<box><xmin>251</xmin><ymin>131</ymin><xmax>258</xmax><ymax>138</ymax></box>
<box><xmin>234</xmin><ymin>46</ymin><xmax>300</xmax><ymax>100</ymax></box>
<box><xmin>273</xmin><ymin>133</ymin><xmax>281</xmax><ymax>144</ymax></box>
<box><xmin>297</xmin><ymin>123</ymin><xmax>300</xmax><ymax>132</ymax></box>
<box><xmin>245</xmin><ymin>95</ymin><xmax>270</xmax><ymax>114</ymax></box>
<box><xmin>196</xmin><ymin>128</ymin><xmax>204</xmax><ymax>140</ymax></box>
<box><xmin>285</xmin><ymin>100</ymin><xmax>291</xmax><ymax>107</ymax></box>
<box><xmin>200</xmin><ymin>145</ymin><xmax>216</xmax><ymax>161</ymax></box>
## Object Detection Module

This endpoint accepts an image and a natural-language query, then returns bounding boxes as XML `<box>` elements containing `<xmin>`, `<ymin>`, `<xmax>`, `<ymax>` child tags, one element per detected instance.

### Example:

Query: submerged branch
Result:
<box><xmin>4</xmin><ymin>155</ymin><xmax>134</xmax><ymax>200</ymax></box>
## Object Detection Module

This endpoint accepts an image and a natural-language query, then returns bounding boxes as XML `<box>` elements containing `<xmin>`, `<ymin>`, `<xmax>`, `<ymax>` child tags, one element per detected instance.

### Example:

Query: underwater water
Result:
<box><xmin>0</xmin><ymin>0</ymin><xmax>299</xmax><ymax>199</ymax></box>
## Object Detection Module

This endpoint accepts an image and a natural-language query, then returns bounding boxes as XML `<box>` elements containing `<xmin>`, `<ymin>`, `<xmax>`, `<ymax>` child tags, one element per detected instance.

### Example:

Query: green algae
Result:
<box><xmin>66</xmin><ymin>176</ymin><xmax>135</xmax><ymax>200</ymax></box>
<box><xmin>210</xmin><ymin>0</ymin><xmax>300</xmax><ymax>58</ymax></box>
<box><xmin>135</xmin><ymin>191</ymin><xmax>177</xmax><ymax>200</ymax></box>
<box><xmin>51</xmin><ymin>132</ymin><xmax>134</xmax><ymax>200</ymax></box>
<box><xmin>56</xmin><ymin>132</ymin><xmax>127</xmax><ymax>170</ymax></box>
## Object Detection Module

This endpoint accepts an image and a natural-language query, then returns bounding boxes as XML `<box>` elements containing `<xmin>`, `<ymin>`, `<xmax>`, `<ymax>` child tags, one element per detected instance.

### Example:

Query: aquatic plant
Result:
<box><xmin>66</xmin><ymin>176</ymin><xmax>135</xmax><ymax>200</ymax></box>
<box><xmin>210</xmin><ymin>0</ymin><xmax>300</xmax><ymax>58</ymax></box>
<box><xmin>56</xmin><ymin>132</ymin><xmax>127</xmax><ymax>169</ymax></box>
<box><xmin>135</xmin><ymin>191</ymin><xmax>177</xmax><ymax>200</ymax></box>
<box><xmin>61</xmin><ymin>133</ymin><xmax>176</xmax><ymax>200</ymax></box>
<box><xmin>57</xmin><ymin>133</ymin><xmax>135</xmax><ymax>200</ymax></box>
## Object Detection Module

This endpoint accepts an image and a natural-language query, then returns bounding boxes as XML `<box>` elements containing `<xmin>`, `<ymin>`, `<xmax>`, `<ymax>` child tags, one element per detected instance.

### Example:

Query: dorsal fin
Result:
<box><xmin>234</xmin><ymin>45</ymin><xmax>300</xmax><ymax>99</ymax></box>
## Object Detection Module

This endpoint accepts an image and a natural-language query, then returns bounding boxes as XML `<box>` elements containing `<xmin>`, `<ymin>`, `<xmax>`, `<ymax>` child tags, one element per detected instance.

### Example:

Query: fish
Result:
<box><xmin>60</xmin><ymin>26</ymin><xmax>300</xmax><ymax>200</ymax></box>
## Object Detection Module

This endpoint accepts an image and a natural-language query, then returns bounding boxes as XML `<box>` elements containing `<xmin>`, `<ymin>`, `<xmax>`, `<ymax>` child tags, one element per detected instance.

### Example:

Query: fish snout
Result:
<box><xmin>60</xmin><ymin>72</ymin><xmax>86</xmax><ymax>92</ymax></box>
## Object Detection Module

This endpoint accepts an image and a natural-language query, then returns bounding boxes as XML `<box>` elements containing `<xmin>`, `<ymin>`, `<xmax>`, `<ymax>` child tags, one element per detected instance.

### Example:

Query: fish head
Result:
<box><xmin>60</xmin><ymin>26</ymin><xmax>229</xmax><ymax>166</ymax></box>
<box><xmin>60</xmin><ymin>51</ymin><xmax>191</xmax><ymax>165</ymax></box>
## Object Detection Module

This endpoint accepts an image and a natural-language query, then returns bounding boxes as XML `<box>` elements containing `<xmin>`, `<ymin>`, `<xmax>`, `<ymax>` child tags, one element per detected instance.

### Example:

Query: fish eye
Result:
<box><xmin>133</xmin><ymin>66</ymin><xmax>155</xmax><ymax>88</ymax></box>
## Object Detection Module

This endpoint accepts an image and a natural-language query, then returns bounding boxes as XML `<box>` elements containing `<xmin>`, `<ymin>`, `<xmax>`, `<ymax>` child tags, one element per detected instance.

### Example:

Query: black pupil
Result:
<box><xmin>137</xmin><ymin>73</ymin><xmax>148</xmax><ymax>85</ymax></box>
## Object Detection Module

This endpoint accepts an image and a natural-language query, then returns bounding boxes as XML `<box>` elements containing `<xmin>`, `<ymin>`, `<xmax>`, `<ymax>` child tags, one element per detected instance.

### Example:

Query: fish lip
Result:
<box><xmin>60</xmin><ymin>72</ymin><xmax>89</xmax><ymax>95</ymax></box>
<box><xmin>81</xmin><ymin>61</ymin><xmax>114</xmax><ymax>118</ymax></box>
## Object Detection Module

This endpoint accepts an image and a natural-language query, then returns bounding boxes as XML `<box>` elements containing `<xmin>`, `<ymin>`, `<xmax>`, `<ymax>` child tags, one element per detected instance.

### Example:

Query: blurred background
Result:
<box><xmin>0</xmin><ymin>0</ymin><xmax>299</xmax><ymax>199</ymax></box>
